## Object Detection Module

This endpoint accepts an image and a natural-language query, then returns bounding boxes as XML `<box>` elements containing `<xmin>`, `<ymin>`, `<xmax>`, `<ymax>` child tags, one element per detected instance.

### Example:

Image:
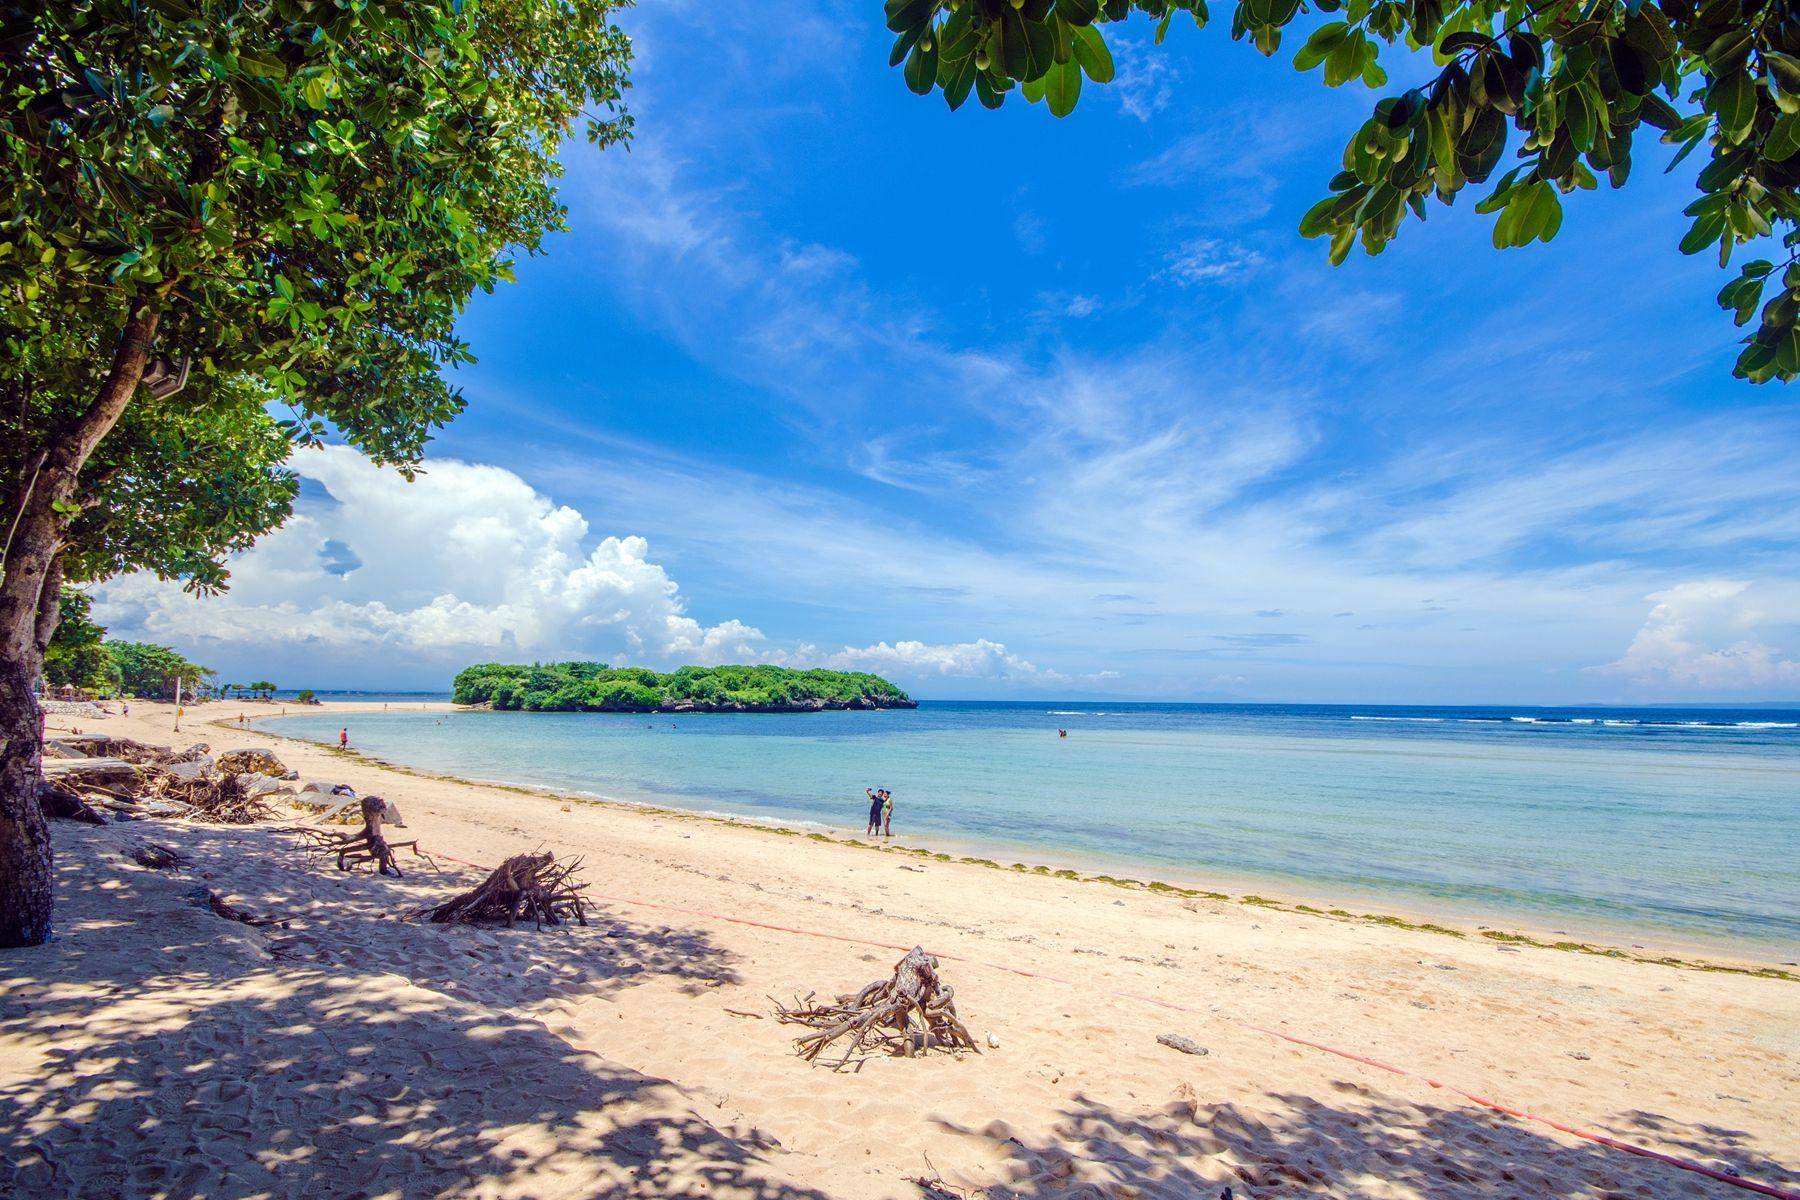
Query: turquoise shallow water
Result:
<box><xmin>264</xmin><ymin>701</ymin><xmax>1800</xmax><ymax>957</ymax></box>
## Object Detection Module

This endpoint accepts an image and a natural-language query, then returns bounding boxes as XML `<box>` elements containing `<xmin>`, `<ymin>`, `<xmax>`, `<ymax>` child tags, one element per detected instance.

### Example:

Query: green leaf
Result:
<box><xmin>1696</xmin><ymin>146</ymin><xmax>1751</xmax><ymax>192</ymax></box>
<box><xmin>938</xmin><ymin>8</ymin><xmax>979</xmax><ymax>61</ymax></box>
<box><xmin>890</xmin><ymin>27</ymin><xmax>924</xmax><ymax>68</ymax></box>
<box><xmin>885</xmin><ymin>0</ymin><xmax>935</xmax><ymax>35</ymax></box>
<box><xmin>1298</xmin><ymin>195</ymin><xmax>1341</xmax><ymax>238</ymax></box>
<box><xmin>1293</xmin><ymin>22</ymin><xmax>1348</xmax><ymax>73</ymax></box>
<box><xmin>975</xmin><ymin>70</ymin><xmax>1007</xmax><ymax>110</ymax></box>
<box><xmin>1637</xmin><ymin>93</ymin><xmax>1683</xmax><ymax>131</ymax></box>
<box><xmin>1057</xmin><ymin>0</ymin><xmax>1102</xmax><ymax>26</ymax></box>
<box><xmin>1678</xmin><ymin>212</ymin><xmax>1726</xmax><ymax>255</ymax></box>
<box><xmin>1070</xmin><ymin>25</ymin><xmax>1114</xmax><ymax>83</ymax></box>
<box><xmin>904</xmin><ymin>39</ymin><xmax>939</xmax><ymax>96</ymax></box>
<box><xmin>1707</xmin><ymin>70</ymin><xmax>1757</xmax><ymax>143</ymax></box>
<box><xmin>1323</xmin><ymin>33</ymin><xmax>1363</xmax><ymax>87</ymax></box>
<box><xmin>1768</xmin><ymin>51</ymin><xmax>1800</xmax><ymax>112</ymax></box>
<box><xmin>1767</xmin><ymin>112</ymin><xmax>1800</xmax><ymax>162</ymax></box>
<box><xmin>1001</xmin><ymin>11</ymin><xmax>1057</xmax><ymax>82</ymax></box>
<box><xmin>1045</xmin><ymin>58</ymin><xmax>1081</xmax><ymax>117</ymax></box>
<box><xmin>939</xmin><ymin>53</ymin><xmax>977</xmax><ymax>110</ymax></box>
<box><xmin>1327</xmin><ymin>226</ymin><xmax>1355</xmax><ymax>265</ymax></box>
<box><xmin>1426</xmin><ymin>106</ymin><xmax>1456</xmax><ymax>173</ymax></box>
<box><xmin>237</xmin><ymin>54</ymin><xmax>288</xmax><ymax>80</ymax></box>
<box><xmin>1529</xmin><ymin>184</ymin><xmax>1563</xmax><ymax>242</ymax></box>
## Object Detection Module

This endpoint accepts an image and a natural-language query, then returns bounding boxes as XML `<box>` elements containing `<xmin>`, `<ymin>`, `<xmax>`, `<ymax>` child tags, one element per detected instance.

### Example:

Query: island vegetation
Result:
<box><xmin>453</xmin><ymin>662</ymin><xmax>916</xmax><ymax>713</ymax></box>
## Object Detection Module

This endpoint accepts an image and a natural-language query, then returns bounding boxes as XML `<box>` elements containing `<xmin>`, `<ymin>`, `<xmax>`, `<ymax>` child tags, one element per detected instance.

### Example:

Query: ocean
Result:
<box><xmin>262</xmin><ymin>701</ymin><xmax>1800</xmax><ymax>957</ymax></box>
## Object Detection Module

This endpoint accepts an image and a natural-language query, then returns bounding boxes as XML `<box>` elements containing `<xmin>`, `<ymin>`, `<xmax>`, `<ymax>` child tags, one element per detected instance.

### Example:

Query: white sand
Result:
<box><xmin>3</xmin><ymin>699</ymin><xmax>1795</xmax><ymax>1199</ymax></box>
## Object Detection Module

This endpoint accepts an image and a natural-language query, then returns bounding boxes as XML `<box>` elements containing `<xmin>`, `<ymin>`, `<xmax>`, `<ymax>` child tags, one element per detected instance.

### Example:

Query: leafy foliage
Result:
<box><xmin>453</xmin><ymin>662</ymin><xmax>916</xmax><ymax>711</ymax></box>
<box><xmin>883</xmin><ymin>0</ymin><xmax>1800</xmax><ymax>382</ymax></box>
<box><xmin>105</xmin><ymin>640</ymin><xmax>212</xmax><ymax>698</ymax></box>
<box><xmin>42</xmin><ymin>592</ymin><xmax>118</xmax><ymax>695</ymax></box>
<box><xmin>1</xmin><ymin>0</ymin><xmax>635</xmax><ymax>594</ymax></box>
<box><xmin>4</xmin><ymin>330</ymin><xmax>301</xmax><ymax>593</ymax></box>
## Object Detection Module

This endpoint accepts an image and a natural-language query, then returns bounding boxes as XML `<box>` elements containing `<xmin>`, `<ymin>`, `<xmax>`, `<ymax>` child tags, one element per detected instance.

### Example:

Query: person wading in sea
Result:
<box><xmin>865</xmin><ymin>787</ymin><xmax>885</xmax><ymax>836</ymax></box>
<box><xmin>881</xmin><ymin>788</ymin><xmax>894</xmax><ymax>838</ymax></box>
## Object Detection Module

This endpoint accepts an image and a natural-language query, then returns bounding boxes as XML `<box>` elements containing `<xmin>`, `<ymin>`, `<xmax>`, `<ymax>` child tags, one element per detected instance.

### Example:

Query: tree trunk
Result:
<box><xmin>0</xmin><ymin>303</ymin><xmax>158</xmax><ymax>948</ymax></box>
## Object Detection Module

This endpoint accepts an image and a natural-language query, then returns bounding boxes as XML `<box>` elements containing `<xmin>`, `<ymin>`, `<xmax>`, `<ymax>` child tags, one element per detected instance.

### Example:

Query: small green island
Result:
<box><xmin>452</xmin><ymin>662</ymin><xmax>916</xmax><ymax>714</ymax></box>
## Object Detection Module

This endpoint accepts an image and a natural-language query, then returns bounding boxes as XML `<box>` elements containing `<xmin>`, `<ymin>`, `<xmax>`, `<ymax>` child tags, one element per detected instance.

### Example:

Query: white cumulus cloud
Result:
<box><xmin>1595</xmin><ymin>581</ymin><xmax>1800</xmax><ymax>694</ymax></box>
<box><xmin>93</xmin><ymin>445</ymin><xmax>764</xmax><ymax>668</ymax></box>
<box><xmin>795</xmin><ymin>638</ymin><xmax>1050</xmax><ymax>680</ymax></box>
<box><xmin>89</xmin><ymin>446</ymin><xmax>1067</xmax><ymax>689</ymax></box>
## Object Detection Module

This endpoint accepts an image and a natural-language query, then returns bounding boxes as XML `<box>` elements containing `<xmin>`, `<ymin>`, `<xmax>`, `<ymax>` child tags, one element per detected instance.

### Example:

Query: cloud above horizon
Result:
<box><xmin>1597</xmin><ymin>582</ymin><xmax>1800</xmax><ymax>693</ymax></box>
<box><xmin>81</xmin><ymin>4</ymin><xmax>1800</xmax><ymax>704</ymax></box>
<box><xmin>89</xmin><ymin>447</ymin><xmax>1070</xmax><ymax>688</ymax></box>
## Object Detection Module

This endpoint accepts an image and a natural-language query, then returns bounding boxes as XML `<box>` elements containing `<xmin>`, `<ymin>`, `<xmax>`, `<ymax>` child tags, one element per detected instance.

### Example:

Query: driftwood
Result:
<box><xmin>144</xmin><ymin>770</ymin><xmax>280</xmax><ymax>824</ymax></box>
<box><xmin>294</xmin><ymin>796</ymin><xmax>430</xmax><ymax>876</ymax></box>
<box><xmin>130</xmin><ymin>842</ymin><xmax>188</xmax><ymax>870</ymax></box>
<box><xmin>774</xmin><ymin>946</ymin><xmax>979</xmax><ymax>1064</ymax></box>
<box><xmin>410</xmin><ymin>852</ymin><xmax>588</xmax><ymax>928</ymax></box>
<box><xmin>38</xmin><ymin>780</ymin><xmax>107</xmax><ymax>825</ymax></box>
<box><xmin>199</xmin><ymin>887</ymin><xmax>285</xmax><ymax>927</ymax></box>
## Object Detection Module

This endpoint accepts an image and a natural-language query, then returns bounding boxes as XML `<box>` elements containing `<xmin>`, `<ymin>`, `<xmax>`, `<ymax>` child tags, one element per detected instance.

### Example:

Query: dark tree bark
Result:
<box><xmin>0</xmin><ymin>303</ymin><xmax>158</xmax><ymax>948</ymax></box>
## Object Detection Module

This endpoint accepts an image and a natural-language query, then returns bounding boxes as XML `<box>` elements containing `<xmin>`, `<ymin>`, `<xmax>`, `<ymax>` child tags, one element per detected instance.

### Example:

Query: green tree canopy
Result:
<box><xmin>453</xmin><ymin>662</ymin><xmax>916</xmax><ymax>712</ymax></box>
<box><xmin>42</xmin><ymin>592</ymin><xmax>118</xmax><ymax>695</ymax></box>
<box><xmin>0</xmin><ymin>0</ymin><xmax>634</xmax><ymax>947</ymax></box>
<box><xmin>883</xmin><ymin>0</ymin><xmax>1800</xmax><ymax>382</ymax></box>
<box><xmin>105</xmin><ymin>641</ymin><xmax>211</xmax><ymax>698</ymax></box>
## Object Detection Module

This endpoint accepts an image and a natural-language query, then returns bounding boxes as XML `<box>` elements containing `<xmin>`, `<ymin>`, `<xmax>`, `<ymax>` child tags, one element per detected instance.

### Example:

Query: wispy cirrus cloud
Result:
<box><xmin>124</xmin><ymin>2</ymin><xmax>1797</xmax><ymax>703</ymax></box>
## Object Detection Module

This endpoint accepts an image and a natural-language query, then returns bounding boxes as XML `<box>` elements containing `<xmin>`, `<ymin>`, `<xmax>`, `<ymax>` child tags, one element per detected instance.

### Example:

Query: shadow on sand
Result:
<box><xmin>931</xmin><ymin>1086</ymin><xmax>1798</xmax><ymax>1199</ymax></box>
<box><xmin>0</xmin><ymin>823</ymin><xmax>815</xmax><ymax>1200</ymax></box>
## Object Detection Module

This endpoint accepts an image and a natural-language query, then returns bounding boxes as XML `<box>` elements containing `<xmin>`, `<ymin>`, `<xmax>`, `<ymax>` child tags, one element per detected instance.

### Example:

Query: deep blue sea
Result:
<box><xmin>264</xmin><ymin>701</ymin><xmax>1800</xmax><ymax>956</ymax></box>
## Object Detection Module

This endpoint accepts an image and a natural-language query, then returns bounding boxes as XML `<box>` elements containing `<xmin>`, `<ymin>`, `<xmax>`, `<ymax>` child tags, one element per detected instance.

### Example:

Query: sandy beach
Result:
<box><xmin>4</xmin><ymin>699</ymin><xmax>1796</xmax><ymax>1199</ymax></box>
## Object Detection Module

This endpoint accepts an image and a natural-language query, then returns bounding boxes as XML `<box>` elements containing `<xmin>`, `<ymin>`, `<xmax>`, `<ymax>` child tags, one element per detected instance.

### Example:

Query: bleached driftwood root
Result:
<box><xmin>293</xmin><ymin>796</ymin><xmax>430</xmax><ymax>876</ymax></box>
<box><xmin>143</xmin><ymin>770</ymin><xmax>280</xmax><ymax>824</ymax></box>
<box><xmin>774</xmin><ymin>946</ymin><xmax>979</xmax><ymax>1065</ymax></box>
<box><xmin>409</xmin><ymin>852</ymin><xmax>587</xmax><ymax>928</ymax></box>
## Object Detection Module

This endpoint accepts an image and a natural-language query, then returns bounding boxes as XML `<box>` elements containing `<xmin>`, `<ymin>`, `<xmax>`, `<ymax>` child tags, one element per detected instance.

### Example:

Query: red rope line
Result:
<box><xmin>418</xmin><ymin>845</ymin><xmax>1798</xmax><ymax>1199</ymax></box>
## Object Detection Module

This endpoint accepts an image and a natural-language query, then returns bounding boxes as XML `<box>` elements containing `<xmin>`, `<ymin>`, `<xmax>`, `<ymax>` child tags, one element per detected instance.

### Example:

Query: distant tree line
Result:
<box><xmin>453</xmin><ymin>662</ymin><xmax>916</xmax><ymax>712</ymax></box>
<box><xmin>40</xmin><ymin>594</ymin><xmax>276</xmax><ymax>701</ymax></box>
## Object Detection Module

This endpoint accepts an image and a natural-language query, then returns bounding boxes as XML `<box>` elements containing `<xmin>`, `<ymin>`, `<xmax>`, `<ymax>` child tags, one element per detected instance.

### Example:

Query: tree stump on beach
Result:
<box><xmin>410</xmin><ymin>851</ymin><xmax>588</xmax><ymax>928</ymax></box>
<box><xmin>295</xmin><ymin>796</ymin><xmax>426</xmax><ymax>876</ymax></box>
<box><xmin>774</xmin><ymin>945</ymin><xmax>979</xmax><ymax>1064</ymax></box>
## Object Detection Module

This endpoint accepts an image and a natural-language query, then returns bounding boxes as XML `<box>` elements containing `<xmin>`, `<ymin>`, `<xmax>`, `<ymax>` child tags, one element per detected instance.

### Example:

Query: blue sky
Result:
<box><xmin>96</xmin><ymin>1</ymin><xmax>1800</xmax><ymax>702</ymax></box>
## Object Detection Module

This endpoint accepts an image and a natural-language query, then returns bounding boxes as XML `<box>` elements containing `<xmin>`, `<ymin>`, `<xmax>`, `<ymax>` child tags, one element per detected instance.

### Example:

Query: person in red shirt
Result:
<box><xmin>339</xmin><ymin>728</ymin><xmax>349</xmax><ymax>749</ymax></box>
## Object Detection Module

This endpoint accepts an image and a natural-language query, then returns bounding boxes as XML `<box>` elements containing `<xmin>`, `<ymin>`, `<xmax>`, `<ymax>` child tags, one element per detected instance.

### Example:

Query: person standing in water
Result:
<box><xmin>865</xmin><ymin>787</ymin><xmax>884</xmax><ymax>836</ymax></box>
<box><xmin>339</xmin><ymin>727</ymin><xmax>349</xmax><ymax>749</ymax></box>
<box><xmin>881</xmin><ymin>788</ymin><xmax>894</xmax><ymax>838</ymax></box>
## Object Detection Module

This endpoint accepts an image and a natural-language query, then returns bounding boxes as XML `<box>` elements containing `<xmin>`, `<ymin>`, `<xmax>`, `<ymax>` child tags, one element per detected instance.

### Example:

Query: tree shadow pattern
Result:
<box><xmin>932</xmin><ymin>1083</ymin><xmax>1799</xmax><ymax>1200</ymax></box>
<box><xmin>0</xmin><ymin>823</ymin><xmax>813</xmax><ymax>1200</ymax></box>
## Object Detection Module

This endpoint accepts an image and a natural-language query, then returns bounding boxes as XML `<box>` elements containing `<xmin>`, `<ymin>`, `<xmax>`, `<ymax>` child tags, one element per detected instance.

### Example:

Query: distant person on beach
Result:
<box><xmin>1058</xmin><ymin>728</ymin><xmax>1067</xmax><ymax>738</ymax></box>
<box><xmin>339</xmin><ymin>728</ymin><xmax>349</xmax><ymax>749</ymax></box>
<box><xmin>882</xmin><ymin>789</ymin><xmax>894</xmax><ymax>838</ymax></box>
<box><xmin>865</xmin><ymin>788</ymin><xmax>884</xmax><ymax>836</ymax></box>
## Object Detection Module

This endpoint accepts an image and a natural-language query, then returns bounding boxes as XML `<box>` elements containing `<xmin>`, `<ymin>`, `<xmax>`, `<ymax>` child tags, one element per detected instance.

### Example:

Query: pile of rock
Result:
<box><xmin>40</xmin><ymin>699</ymin><xmax>107</xmax><ymax>718</ymax></box>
